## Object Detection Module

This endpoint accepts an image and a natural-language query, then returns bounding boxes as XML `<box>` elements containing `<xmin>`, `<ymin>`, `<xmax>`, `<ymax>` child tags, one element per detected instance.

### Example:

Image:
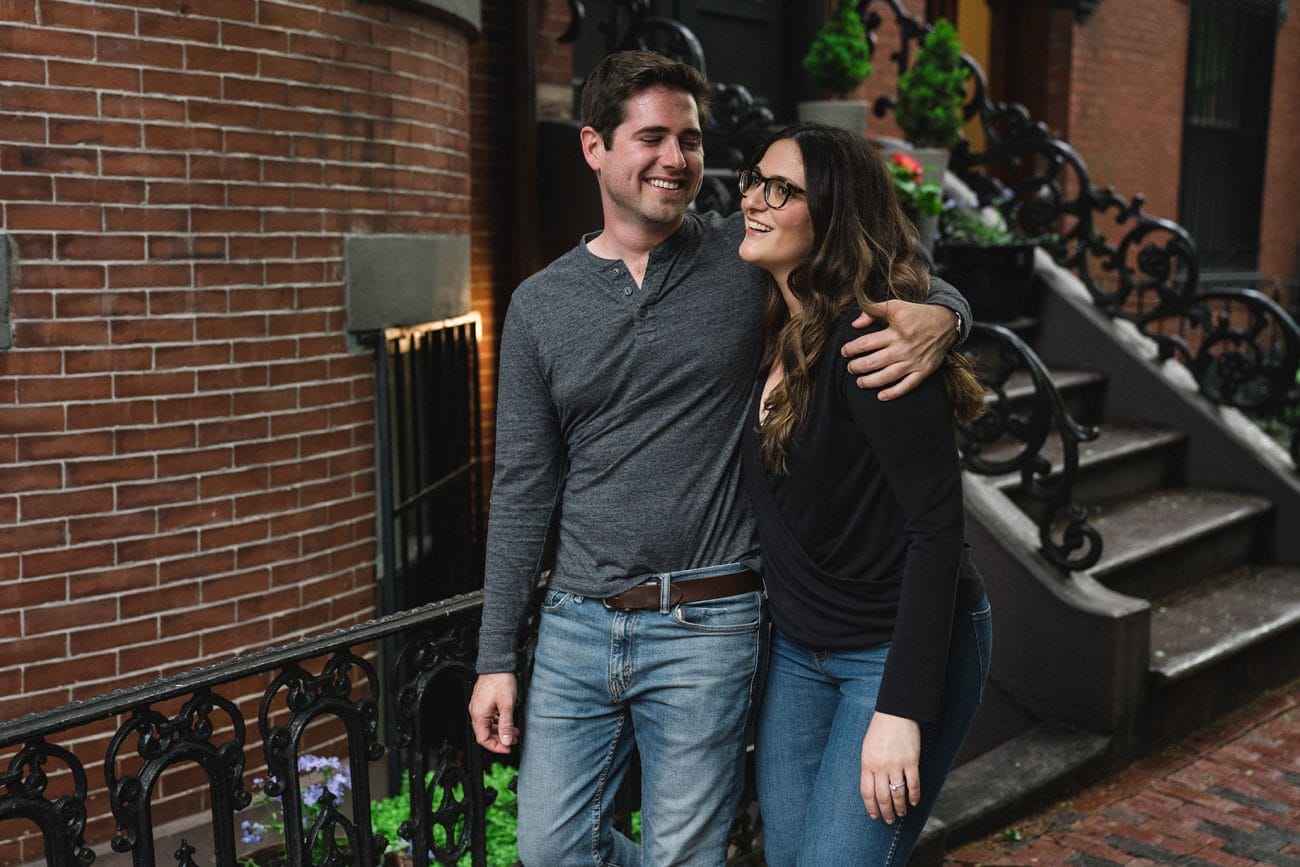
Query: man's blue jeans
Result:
<box><xmin>516</xmin><ymin>565</ymin><xmax>765</xmax><ymax>866</ymax></box>
<box><xmin>755</xmin><ymin>597</ymin><xmax>992</xmax><ymax>866</ymax></box>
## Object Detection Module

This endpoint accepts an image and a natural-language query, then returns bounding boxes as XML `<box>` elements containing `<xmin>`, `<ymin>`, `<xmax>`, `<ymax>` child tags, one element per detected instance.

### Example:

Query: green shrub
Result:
<box><xmin>941</xmin><ymin>206</ymin><xmax>1016</xmax><ymax>246</ymax></box>
<box><xmin>371</xmin><ymin>762</ymin><xmax>520</xmax><ymax>867</ymax></box>
<box><xmin>896</xmin><ymin>19</ymin><xmax>968</xmax><ymax>148</ymax></box>
<box><xmin>802</xmin><ymin>0</ymin><xmax>873</xmax><ymax>97</ymax></box>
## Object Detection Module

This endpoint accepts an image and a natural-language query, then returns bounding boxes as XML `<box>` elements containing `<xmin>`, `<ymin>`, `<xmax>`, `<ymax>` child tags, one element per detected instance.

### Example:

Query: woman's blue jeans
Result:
<box><xmin>516</xmin><ymin>565</ymin><xmax>765</xmax><ymax>866</ymax></box>
<box><xmin>755</xmin><ymin>597</ymin><xmax>992</xmax><ymax>866</ymax></box>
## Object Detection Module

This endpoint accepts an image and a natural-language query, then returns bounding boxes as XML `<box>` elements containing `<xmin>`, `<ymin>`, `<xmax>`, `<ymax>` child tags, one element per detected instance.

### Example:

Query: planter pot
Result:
<box><xmin>242</xmin><ymin>846</ymin><xmax>289</xmax><ymax>867</ymax></box>
<box><xmin>907</xmin><ymin>145</ymin><xmax>949</xmax><ymax>186</ymax></box>
<box><xmin>938</xmin><ymin>243</ymin><xmax>1037</xmax><ymax>322</ymax></box>
<box><xmin>877</xmin><ymin>140</ymin><xmax>949</xmax><ymax>186</ymax></box>
<box><xmin>796</xmin><ymin>99</ymin><xmax>869</xmax><ymax>134</ymax></box>
<box><xmin>903</xmin><ymin>207</ymin><xmax>939</xmax><ymax>257</ymax></box>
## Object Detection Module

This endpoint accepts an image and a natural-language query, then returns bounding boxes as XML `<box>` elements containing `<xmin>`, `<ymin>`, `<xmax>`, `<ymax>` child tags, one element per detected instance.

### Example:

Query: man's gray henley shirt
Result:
<box><xmin>475</xmin><ymin>211</ymin><xmax>971</xmax><ymax>673</ymax></box>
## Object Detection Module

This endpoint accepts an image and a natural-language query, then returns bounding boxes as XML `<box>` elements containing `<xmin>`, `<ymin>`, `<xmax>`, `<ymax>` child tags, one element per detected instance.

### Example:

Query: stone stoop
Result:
<box><xmin>911</xmin><ymin>724</ymin><xmax>1113</xmax><ymax>865</ymax></box>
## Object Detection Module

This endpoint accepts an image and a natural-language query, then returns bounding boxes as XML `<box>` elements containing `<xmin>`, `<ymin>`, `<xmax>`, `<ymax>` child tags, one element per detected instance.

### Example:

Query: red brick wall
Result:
<box><xmin>0</xmin><ymin>0</ymin><xmax>476</xmax><ymax>858</ymax></box>
<box><xmin>469</xmin><ymin>0</ymin><xmax>524</xmax><ymax>481</ymax></box>
<box><xmin>1058</xmin><ymin>2</ymin><xmax>1298</xmax><ymax>297</ymax></box>
<box><xmin>538</xmin><ymin>0</ymin><xmax>575</xmax><ymax>90</ymax></box>
<box><xmin>1064</xmin><ymin>1</ymin><xmax>1189</xmax><ymax>226</ymax></box>
<box><xmin>1259</xmin><ymin>11</ymin><xmax>1300</xmax><ymax>295</ymax></box>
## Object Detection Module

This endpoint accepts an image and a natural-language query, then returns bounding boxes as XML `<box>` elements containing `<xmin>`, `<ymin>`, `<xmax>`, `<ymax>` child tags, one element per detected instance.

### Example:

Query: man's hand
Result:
<box><xmin>469</xmin><ymin>672</ymin><xmax>521</xmax><ymax>754</ymax></box>
<box><xmin>841</xmin><ymin>299</ymin><xmax>959</xmax><ymax>400</ymax></box>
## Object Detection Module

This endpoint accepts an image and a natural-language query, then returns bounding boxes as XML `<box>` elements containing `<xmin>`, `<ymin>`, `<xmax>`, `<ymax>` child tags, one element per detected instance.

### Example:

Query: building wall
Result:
<box><xmin>1064</xmin><ymin>1</ymin><xmax>1189</xmax><ymax>225</ymax></box>
<box><xmin>0</xmin><ymin>0</ymin><xmax>482</xmax><ymax>857</ymax></box>
<box><xmin>1061</xmin><ymin>1</ymin><xmax>1296</xmax><ymax>295</ymax></box>
<box><xmin>1258</xmin><ymin>10</ymin><xmax>1300</xmax><ymax>293</ymax></box>
<box><xmin>537</xmin><ymin>0</ymin><xmax>577</xmax><ymax>118</ymax></box>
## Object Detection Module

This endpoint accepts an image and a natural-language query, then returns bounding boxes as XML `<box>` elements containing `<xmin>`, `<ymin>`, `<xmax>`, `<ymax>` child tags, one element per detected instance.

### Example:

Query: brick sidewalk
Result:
<box><xmin>945</xmin><ymin>679</ymin><xmax>1300</xmax><ymax>866</ymax></box>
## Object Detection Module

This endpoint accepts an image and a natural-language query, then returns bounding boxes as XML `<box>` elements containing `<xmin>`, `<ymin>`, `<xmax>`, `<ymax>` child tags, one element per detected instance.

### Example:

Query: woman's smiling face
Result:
<box><xmin>737</xmin><ymin>137</ymin><xmax>815</xmax><ymax>289</ymax></box>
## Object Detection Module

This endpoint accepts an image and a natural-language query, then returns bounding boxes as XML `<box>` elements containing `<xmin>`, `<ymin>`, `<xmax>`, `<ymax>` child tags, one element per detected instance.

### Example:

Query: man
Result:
<box><xmin>469</xmin><ymin>51</ymin><xmax>970</xmax><ymax>865</ymax></box>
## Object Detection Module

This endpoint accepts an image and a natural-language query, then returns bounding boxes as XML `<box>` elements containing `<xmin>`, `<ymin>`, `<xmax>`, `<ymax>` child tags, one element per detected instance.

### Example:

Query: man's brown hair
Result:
<box><xmin>580</xmin><ymin>50</ymin><xmax>712</xmax><ymax>148</ymax></box>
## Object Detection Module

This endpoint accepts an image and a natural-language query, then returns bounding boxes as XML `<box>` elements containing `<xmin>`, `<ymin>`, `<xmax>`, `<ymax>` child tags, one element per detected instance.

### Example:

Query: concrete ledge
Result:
<box><xmin>912</xmin><ymin>723</ymin><xmax>1113</xmax><ymax>864</ymax></box>
<box><xmin>392</xmin><ymin>0</ymin><xmax>480</xmax><ymax>35</ymax></box>
<box><xmin>344</xmin><ymin>233</ymin><xmax>470</xmax><ymax>332</ymax></box>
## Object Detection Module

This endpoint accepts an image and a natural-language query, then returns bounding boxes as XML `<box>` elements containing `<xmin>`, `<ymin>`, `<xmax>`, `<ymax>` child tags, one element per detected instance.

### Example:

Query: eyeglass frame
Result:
<box><xmin>737</xmin><ymin>168</ymin><xmax>807</xmax><ymax>209</ymax></box>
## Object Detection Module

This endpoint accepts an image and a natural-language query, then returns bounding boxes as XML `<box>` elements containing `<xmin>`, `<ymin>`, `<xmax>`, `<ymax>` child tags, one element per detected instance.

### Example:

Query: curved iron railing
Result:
<box><xmin>861</xmin><ymin>0</ymin><xmax>1299</xmax><ymax>465</ymax></box>
<box><xmin>959</xmin><ymin>324</ymin><xmax>1103</xmax><ymax>571</ymax></box>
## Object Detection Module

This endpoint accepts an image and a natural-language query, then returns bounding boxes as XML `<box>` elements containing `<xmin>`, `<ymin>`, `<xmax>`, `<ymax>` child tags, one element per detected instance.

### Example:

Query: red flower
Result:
<box><xmin>890</xmin><ymin>151</ymin><xmax>924</xmax><ymax>179</ymax></box>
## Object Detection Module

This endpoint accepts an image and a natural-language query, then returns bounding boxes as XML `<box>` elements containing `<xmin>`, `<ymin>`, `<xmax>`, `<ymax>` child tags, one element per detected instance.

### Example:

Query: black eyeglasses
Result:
<box><xmin>738</xmin><ymin>168</ymin><xmax>807</xmax><ymax>209</ymax></box>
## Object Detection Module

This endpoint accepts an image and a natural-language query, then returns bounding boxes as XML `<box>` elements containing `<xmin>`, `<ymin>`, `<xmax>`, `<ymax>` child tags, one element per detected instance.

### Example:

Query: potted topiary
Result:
<box><xmin>798</xmin><ymin>0</ymin><xmax>873</xmax><ymax>132</ymax></box>
<box><xmin>894</xmin><ymin>18</ymin><xmax>968</xmax><ymax>183</ymax></box>
<box><xmin>937</xmin><ymin>206</ymin><xmax>1042</xmax><ymax>322</ymax></box>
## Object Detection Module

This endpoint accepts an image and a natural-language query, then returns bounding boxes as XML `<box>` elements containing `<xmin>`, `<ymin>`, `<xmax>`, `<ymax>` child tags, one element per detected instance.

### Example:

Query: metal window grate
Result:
<box><xmin>372</xmin><ymin>313</ymin><xmax>486</xmax><ymax>612</ymax></box>
<box><xmin>1179</xmin><ymin>0</ymin><xmax>1281</xmax><ymax>272</ymax></box>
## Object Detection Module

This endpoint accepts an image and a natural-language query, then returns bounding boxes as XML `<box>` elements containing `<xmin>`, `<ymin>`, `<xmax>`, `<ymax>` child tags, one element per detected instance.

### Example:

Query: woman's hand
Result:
<box><xmin>859</xmin><ymin>711</ymin><xmax>922</xmax><ymax>823</ymax></box>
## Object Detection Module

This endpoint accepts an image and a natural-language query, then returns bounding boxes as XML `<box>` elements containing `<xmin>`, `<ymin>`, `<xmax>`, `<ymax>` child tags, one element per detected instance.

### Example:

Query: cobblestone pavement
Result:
<box><xmin>945</xmin><ymin>679</ymin><xmax>1300</xmax><ymax>866</ymax></box>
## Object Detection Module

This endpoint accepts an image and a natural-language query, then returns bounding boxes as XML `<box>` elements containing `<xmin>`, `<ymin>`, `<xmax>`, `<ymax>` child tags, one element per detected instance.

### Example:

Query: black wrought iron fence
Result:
<box><xmin>0</xmin><ymin>592</ymin><xmax>766</xmax><ymax>867</ymax></box>
<box><xmin>364</xmin><ymin>315</ymin><xmax>486</xmax><ymax>615</ymax></box>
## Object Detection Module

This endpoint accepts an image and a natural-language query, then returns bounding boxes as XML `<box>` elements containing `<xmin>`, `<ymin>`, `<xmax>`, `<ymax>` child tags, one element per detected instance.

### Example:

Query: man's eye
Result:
<box><xmin>681</xmin><ymin>138</ymin><xmax>702</xmax><ymax>151</ymax></box>
<box><xmin>641</xmin><ymin>137</ymin><xmax>662</xmax><ymax>145</ymax></box>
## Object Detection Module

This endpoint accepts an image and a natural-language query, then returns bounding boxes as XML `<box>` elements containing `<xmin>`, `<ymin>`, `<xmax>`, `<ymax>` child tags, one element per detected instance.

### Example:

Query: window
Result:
<box><xmin>1179</xmin><ymin>0</ymin><xmax>1281</xmax><ymax>273</ymax></box>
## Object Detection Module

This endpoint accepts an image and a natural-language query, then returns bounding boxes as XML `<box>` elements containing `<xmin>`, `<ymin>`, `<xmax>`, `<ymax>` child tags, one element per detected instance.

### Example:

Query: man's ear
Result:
<box><xmin>579</xmin><ymin>125</ymin><xmax>605</xmax><ymax>172</ymax></box>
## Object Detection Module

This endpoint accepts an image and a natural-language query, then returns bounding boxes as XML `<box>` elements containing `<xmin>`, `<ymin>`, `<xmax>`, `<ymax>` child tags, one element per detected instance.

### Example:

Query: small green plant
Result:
<box><xmin>369</xmin><ymin>762</ymin><xmax>519</xmax><ymax>866</ymax></box>
<box><xmin>802</xmin><ymin>0</ymin><xmax>873</xmax><ymax>97</ymax></box>
<box><xmin>888</xmin><ymin>151</ymin><xmax>942</xmax><ymax>218</ymax></box>
<box><xmin>240</xmin><ymin>755</ymin><xmax>523</xmax><ymax>867</ymax></box>
<box><xmin>941</xmin><ymin>206</ymin><xmax>1016</xmax><ymax>246</ymax></box>
<box><xmin>941</xmin><ymin>205</ymin><xmax>1058</xmax><ymax>247</ymax></box>
<box><xmin>895</xmin><ymin>19</ymin><xmax>968</xmax><ymax>148</ymax></box>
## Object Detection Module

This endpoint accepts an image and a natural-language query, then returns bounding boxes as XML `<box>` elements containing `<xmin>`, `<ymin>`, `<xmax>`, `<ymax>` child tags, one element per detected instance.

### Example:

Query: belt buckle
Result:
<box><xmin>603</xmin><ymin>576</ymin><xmax>662</xmax><ymax>610</ymax></box>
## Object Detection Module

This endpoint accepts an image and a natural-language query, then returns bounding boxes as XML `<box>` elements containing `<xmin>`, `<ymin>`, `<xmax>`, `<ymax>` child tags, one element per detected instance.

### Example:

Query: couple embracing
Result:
<box><xmin>469</xmin><ymin>51</ymin><xmax>992</xmax><ymax>867</ymax></box>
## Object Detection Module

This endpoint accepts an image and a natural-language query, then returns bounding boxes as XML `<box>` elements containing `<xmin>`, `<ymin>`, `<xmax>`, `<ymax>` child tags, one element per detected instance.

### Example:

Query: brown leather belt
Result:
<box><xmin>602</xmin><ymin>567</ymin><xmax>762</xmax><ymax>611</ymax></box>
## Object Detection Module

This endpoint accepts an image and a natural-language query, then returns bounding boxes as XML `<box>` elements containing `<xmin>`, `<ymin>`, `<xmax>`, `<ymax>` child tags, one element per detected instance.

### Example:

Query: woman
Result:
<box><xmin>737</xmin><ymin>123</ymin><xmax>992</xmax><ymax>865</ymax></box>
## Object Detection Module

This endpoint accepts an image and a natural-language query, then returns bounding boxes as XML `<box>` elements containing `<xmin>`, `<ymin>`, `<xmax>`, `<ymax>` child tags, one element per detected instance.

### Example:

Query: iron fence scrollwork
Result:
<box><xmin>106</xmin><ymin>689</ymin><xmax>250</xmax><ymax>865</ymax></box>
<box><xmin>0</xmin><ymin>739</ymin><xmax>93</xmax><ymax>866</ymax></box>
<box><xmin>959</xmin><ymin>324</ymin><xmax>1103</xmax><ymax>571</ymax></box>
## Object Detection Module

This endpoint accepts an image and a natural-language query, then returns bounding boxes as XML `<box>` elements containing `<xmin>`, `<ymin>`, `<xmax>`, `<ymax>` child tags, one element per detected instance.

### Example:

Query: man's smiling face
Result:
<box><xmin>587</xmin><ymin>85</ymin><xmax>704</xmax><ymax>235</ymax></box>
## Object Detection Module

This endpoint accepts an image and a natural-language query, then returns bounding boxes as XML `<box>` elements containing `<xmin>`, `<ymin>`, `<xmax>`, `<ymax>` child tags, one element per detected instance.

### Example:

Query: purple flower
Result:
<box><xmin>241</xmin><ymin>819</ymin><xmax>265</xmax><ymax>845</ymax></box>
<box><xmin>303</xmin><ymin>782</ymin><xmax>325</xmax><ymax>806</ymax></box>
<box><xmin>326</xmin><ymin>768</ymin><xmax>352</xmax><ymax>800</ymax></box>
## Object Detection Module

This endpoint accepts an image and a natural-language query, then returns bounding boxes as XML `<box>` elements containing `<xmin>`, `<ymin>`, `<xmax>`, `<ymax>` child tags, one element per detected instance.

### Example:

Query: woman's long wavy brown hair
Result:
<box><xmin>755</xmin><ymin>123</ymin><xmax>985</xmax><ymax>474</ymax></box>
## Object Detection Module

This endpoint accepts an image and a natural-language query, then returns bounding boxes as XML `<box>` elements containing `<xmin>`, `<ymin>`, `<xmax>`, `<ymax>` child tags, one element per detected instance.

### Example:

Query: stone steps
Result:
<box><xmin>914</xmin><ymin>723</ymin><xmax>1113</xmax><ymax>865</ymax></box>
<box><xmin>1086</xmin><ymin>487</ymin><xmax>1273</xmax><ymax>599</ymax></box>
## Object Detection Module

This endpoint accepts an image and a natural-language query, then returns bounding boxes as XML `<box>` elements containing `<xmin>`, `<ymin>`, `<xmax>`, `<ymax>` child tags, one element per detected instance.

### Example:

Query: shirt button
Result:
<box><xmin>623</xmin><ymin>286</ymin><xmax>633</xmax><ymax>296</ymax></box>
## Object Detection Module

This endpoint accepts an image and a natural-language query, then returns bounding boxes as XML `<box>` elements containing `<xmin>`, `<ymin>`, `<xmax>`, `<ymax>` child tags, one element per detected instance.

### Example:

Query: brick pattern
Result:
<box><xmin>469</xmin><ymin>0</ymin><xmax>520</xmax><ymax>482</ymax></box>
<box><xmin>1259</xmin><ymin>12</ymin><xmax>1300</xmax><ymax>300</ymax></box>
<box><xmin>1062</xmin><ymin>3</ymin><xmax>1297</xmax><ymax>296</ymax></box>
<box><xmin>946</xmin><ymin>678</ymin><xmax>1300</xmax><ymax>866</ymax></box>
<box><xmin>1064</xmin><ymin>0</ymin><xmax>1189</xmax><ymax>225</ymax></box>
<box><xmin>0</xmin><ymin>0</ymin><xmax>477</xmax><ymax>859</ymax></box>
<box><xmin>538</xmin><ymin>0</ymin><xmax>575</xmax><ymax>90</ymax></box>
